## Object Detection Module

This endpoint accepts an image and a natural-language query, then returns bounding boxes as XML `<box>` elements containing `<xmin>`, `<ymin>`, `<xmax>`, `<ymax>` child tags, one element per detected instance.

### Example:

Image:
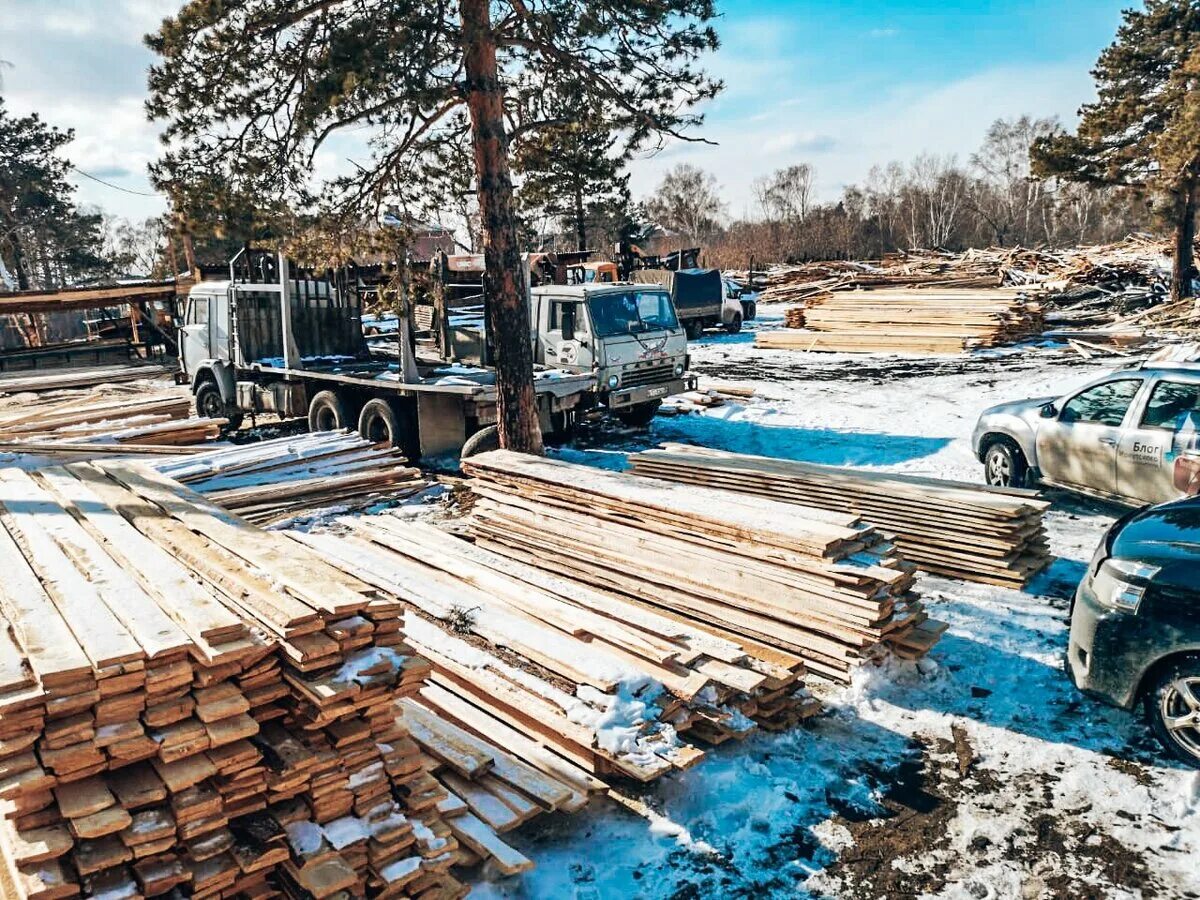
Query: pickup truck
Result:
<box><xmin>972</xmin><ymin>361</ymin><xmax>1200</xmax><ymax>506</ymax></box>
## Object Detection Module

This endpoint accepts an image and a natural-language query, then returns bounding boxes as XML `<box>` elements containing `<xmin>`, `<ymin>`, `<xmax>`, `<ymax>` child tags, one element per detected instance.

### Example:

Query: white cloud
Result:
<box><xmin>627</xmin><ymin>61</ymin><xmax>1097</xmax><ymax>218</ymax></box>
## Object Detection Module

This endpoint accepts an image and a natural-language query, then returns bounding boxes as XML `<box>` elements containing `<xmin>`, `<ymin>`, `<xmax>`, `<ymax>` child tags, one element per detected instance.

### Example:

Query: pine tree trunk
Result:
<box><xmin>460</xmin><ymin>0</ymin><xmax>543</xmax><ymax>455</ymax></box>
<box><xmin>9</xmin><ymin>231</ymin><xmax>30</xmax><ymax>291</ymax></box>
<box><xmin>1170</xmin><ymin>179</ymin><xmax>1196</xmax><ymax>305</ymax></box>
<box><xmin>574</xmin><ymin>186</ymin><xmax>587</xmax><ymax>251</ymax></box>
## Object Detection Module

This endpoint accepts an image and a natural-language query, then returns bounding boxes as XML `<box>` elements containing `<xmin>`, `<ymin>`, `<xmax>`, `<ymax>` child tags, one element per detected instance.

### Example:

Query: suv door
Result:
<box><xmin>1117</xmin><ymin>378</ymin><xmax>1200</xmax><ymax>504</ymax></box>
<box><xmin>1036</xmin><ymin>378</ymin><xmax>1144</xmax><ymax>497</ymax></box>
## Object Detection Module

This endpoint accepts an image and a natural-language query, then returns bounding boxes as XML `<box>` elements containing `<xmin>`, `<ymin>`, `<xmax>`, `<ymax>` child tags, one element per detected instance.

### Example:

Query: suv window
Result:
<box><xmin>1142</xmin><ymin>380</ymin><xmax>1200</xmax><ymax>430</ymax></box>
<box><xmin>1061</xmin><ymin>379</ymin><xmax>1141</xmax><ymax>426</ymax></box>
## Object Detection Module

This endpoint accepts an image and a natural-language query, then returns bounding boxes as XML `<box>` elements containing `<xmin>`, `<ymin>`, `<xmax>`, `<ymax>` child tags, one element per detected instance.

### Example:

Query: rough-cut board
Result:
<box><xmin>629</xmin><ymin>445</ymin><xmax>1052</xmax><ymax>587</ymax></box>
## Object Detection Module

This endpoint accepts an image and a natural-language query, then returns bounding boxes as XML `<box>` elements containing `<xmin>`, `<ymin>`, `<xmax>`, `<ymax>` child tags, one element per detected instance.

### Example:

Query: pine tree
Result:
<box><xmin>0</xmin><ymin>99</ymin><xmax>108</xmax><ymax>290</ymax></box>
<box><xmin>514</xmin><ymin>88</ymin><xmax>632</xmax><ymax>251</ymax></box>
<box><xmin>145</xmin><ymin>0</ymin><xmax>720</xmax><ymax>452</ymax></box>
<box><xmin>1032</xmin><ymin>0</ymin><xmax>1200</xmax><ymax>303</ymax></box>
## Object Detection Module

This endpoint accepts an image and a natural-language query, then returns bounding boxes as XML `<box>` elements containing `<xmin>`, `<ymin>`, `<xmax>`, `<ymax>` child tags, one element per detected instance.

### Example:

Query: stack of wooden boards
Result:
<box><xmin>293</xmin><ymin>517</ymin><xmax>815</xmax><ymax>790</ymax></box>
<box><xmin>153</xmin><ymin>431</ymin><xmax>428</xmax><ymax>525</ymax></box>
<box><xmin>760</xmin><ymin>288</ymin><xmax>1045</xmax><ymax>354</ymax></box>
<box><xmin>0</xmin><ymin>460</ymin><xmax>469</xmax><ymax>899</ymax></box>
<box><xmin>0</xmin><ymin>365</ymin><xmax>175</xmax><ymax>396</ymax></box>
<box><xmin>0</xmin><ymin>385</ymin><xmax>220</xmax><ymax>454</ymax></box>
<box><xmin>459</xmin><ymin>451</ymin><xmax>944</xmax><ymax>683</ymax></box>
<box><xmin>630</xmin><ymin>446</ymin><xmax>1052</xmax><ymax>588</ymax></box>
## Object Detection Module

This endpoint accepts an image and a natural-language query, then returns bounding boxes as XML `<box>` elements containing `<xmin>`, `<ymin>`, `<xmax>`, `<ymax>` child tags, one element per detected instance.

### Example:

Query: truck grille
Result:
<box><xmin>620</xmin><ymin>363</ymin><xmax>677</xmax><ymax>389</ymax></box>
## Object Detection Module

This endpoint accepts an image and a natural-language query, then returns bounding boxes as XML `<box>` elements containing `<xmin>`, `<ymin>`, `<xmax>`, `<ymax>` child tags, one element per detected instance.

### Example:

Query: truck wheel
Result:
<box><xmin>195</xmin><ymin>381</ymin><xmax>243</xmax><ymax>431</ymax></box>
<box><xmin>685</xmin><ymin>321</ymin><xmax>704</xmax><ymax>340</ymax></box>
<box><xmin>983</xmin><ymin>439</ymin><xmax>1028</xmax><ymax>488</ymax></box>
<box><xmin>358</xmin><ymin>398</ymin><xmax>403</xmax><ymax>447</ymax></box>
<box><xmin>742</xmin><ymin>300</ymin><xmax>757</xmax><ymax>321</ymax></box>
<box><xmin>460</xmin><ymin>425</ymin><xmax>500</xmax><ymax>458</ymax></box>
<box><xmin>308</xmin><ymin>390</ymin><xmax>350</xmax><ymax>432</ymax></box>
<box><xmin>615</xmin><ymin>401</ymin><xmax>661</xmax><ymax>428</ymax></box>
<box><xmin>725</xmin><ymin>313</ymin><xmax>743</xmax><ymax>335</ymax></box>
<box><xmin>1144</xmin><ymin>656</ymin><xmax>1200</xmax><ymax>769</ymax></box>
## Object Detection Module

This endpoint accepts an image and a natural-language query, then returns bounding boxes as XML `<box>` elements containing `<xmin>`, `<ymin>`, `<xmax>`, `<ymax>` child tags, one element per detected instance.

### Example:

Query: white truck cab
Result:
<box><xmin>529</xmin><ymin>283</ymin><xmax>694</xmax><ymax>425</ymax></box>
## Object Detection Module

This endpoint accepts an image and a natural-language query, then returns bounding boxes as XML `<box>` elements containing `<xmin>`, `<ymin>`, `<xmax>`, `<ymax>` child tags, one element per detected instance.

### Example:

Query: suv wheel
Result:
<box><xmin>984</xmin><ymin>440</ymin><xmax>1027</xmax><ymax>488</ymax></box>
<box><xmin>1146</xmin><ymin>656</ymin><xmax>1200</xmax><ymax>768</ymax></box>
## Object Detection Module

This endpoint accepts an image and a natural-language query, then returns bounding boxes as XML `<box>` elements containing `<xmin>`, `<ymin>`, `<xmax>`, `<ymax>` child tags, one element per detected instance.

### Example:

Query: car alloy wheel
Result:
<box><xmin>1159</xmin><ymin>676</ymin><xmax>1200</xmax><ymax>762</ymax></box>
<box><xmin>986</xmin><ymin>447</ymin><xmax>1012</xmax><ymax>486</ymax></box>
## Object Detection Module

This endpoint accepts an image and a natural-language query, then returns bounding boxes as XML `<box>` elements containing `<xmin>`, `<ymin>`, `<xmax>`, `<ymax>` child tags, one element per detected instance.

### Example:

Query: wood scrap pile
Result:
<box><xmin>458</xmin><ymin>450</ymin><xmax>944</xmax><ymax>683</ymax></box>
<box><xmin>153</xmin><ymin>431</ymin><xmax>427</xmax><ymax>525</ymax></box>
<box><xmin>293</xmin><ymin>516</ymin><xmax>813</xmax><ymax>793</ymax></box>
<box><xmin>763</xmin><ymin>288</ymin><xmax>1044</xmax><ymax>354</ymax></box>
<box><xmin>0</xmin><ymin>385</ymin><xmax>221</xmax><ymax>455</ymax></box>
<box><xmin>630</xmin><ymin>446</ymin><xmax>1052</xmax><ymax>588</ymax></box>
<box><xmin>0</xmin><ymin>461</ymin><xmax>468</xmax><ymax>899</ymax></box>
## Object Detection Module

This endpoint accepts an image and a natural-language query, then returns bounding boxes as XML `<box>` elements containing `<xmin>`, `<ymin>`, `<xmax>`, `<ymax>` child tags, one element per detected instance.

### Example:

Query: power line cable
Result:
<box><xmin>70</xmin><ymin>166</ymin><xmax>161</xmax><ymax>198</ymax></box>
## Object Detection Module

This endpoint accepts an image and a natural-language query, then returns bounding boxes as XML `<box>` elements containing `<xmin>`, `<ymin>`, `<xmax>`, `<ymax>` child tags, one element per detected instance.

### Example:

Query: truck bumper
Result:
<box><xmin>607</xmin><ymin>376</ymin><xmax>694</xmax><ymax>409</ymax></box>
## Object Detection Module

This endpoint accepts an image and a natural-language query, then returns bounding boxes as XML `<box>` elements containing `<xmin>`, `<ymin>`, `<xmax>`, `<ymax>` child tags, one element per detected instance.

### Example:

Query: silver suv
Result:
<box><xmin>972</xmin><ymin>362</ymin><xmax>1200</xmax><ymax>506</ymax></box>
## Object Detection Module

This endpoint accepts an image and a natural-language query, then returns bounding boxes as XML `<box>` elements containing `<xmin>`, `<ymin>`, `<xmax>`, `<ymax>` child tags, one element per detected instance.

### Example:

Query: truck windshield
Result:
<box><xmin>587</xmin><ymin>291</ymin><xmax>678</xmax><ymax>337</ymax></box>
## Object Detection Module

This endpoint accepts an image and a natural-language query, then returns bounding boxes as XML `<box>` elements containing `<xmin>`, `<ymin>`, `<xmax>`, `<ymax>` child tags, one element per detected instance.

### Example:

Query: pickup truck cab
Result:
<box><xmin>973</xmin><ymin>362</ymin><xmax>1200</xmax><ymax>506</ymax></box>
<box><xmin>529</xmin><ymin>283</ymin><xmax>694</xmax><ymax>425</ymax></box>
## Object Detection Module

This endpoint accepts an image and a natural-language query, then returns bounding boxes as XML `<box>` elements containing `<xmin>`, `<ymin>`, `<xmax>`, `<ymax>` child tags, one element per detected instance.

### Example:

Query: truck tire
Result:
<box><xmin>358</xmin><ymin>398</ymin><xmax>403</xmax><ymax>447</ymax></box>
<box><xmin>1144</xmin><ymin>655</ymin><xmax>1200</xmax><ymax>769</ymax></box>
<box><xmin>308</xmin><ymin>390</ymin><xmax>350</xmax><ymax>432</ymax></box>
<box><xmin>742</xmin><ymin>300</ymin><xmax>757</xmax><ymax>321</ymax></box>
<box><xmin>725</xmin><ymin>313</ymin><xmax>743</xmax><ymax>334</ymax></box>
<box><xmin>615</xmin><ymin>401</ymin><xmax>661</xmax><ymax>427</ymax></box>
<box><xmin>195</xmin><ymin>380</ymin><xmax>243</xmax><ymax>432</ymax></box>
<box><xmin>460</xmin><ymin>425</ymin><xmax>500</xmax><ymax>458</ymax></box>
<box><xmin>685</xmin><ymin>320</ymin><xmax>704</xmax><ymax>340</ymax></box>
<box><xmin>982</xmin><ymin>438</ymin><xmax>1028</xmax><ymax>488</ymax></box>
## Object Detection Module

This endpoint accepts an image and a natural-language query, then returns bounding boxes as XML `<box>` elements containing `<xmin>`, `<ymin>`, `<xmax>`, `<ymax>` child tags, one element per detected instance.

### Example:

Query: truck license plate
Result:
<box><xmin>647</xmin><ymin>387</ymin><xmax>668</xmax><ymax>398</ymax></box>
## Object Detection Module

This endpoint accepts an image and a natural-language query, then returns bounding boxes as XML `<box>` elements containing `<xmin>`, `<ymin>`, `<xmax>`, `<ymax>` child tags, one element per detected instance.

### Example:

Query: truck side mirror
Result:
<box><xmin>561</xmin><ymin>305</ymin><xmax>576</xmax><ymax>342</ymax></box>
<box><xmin>1040</xmin><ymin>403</ymin><xmax>1057</xmax><ymax>419</ymax></box>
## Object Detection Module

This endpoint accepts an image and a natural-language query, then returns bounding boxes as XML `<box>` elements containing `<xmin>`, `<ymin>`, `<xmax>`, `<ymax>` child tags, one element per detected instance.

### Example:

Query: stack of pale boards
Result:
<box><xmin>760</xmin><ymin>287</ymin><xmax>1045</xmax><ymax>354</ymax></box>
<box><xmin>459</xmin><ymin>451</ymin><xmax>946</xmax><ymax>684</ymax></box>
<box><xmin>0</xmin><ymin>461</ymin><xmax>562</xmax><ymax>899</ymax></box>
<box><xmin>629</xmin><ymin>446</ymin><xmax>1052</xmax><ymax>588</ymax></box>
<box><xmin>294</xmin><ymin>517</ymin><xmax>817</xmax><ymax>774</ymax></box>
<box><xmin>0</xmin><ymin>384</ymin><xmax>220</xmax><ymax>455</ymax></box>
<box><xmin>0</xmin><ymin>366</ymin><xmax>176</xmax><ymax>396</ymax></box>
<box><xmin>152</xmin><ymin>430</ymin><xmax>428</xmax><ymax>526</ymax></box>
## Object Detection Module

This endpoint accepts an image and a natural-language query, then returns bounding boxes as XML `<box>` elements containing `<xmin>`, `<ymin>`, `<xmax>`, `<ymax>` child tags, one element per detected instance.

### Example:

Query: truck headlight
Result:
<box><xmin>674</xmin><ymin>362</ymin><xmax>685</xmax><ymax>376</ymax></box>
<box><xmin>1092</xmin><ymin>558</ymin><xmax>1160</xmax><ymax>613</ymax></box>
<box><xmin>607</xmin><ymin>374</ymin><xmax>619</xmax><ymax>389</ymax></box>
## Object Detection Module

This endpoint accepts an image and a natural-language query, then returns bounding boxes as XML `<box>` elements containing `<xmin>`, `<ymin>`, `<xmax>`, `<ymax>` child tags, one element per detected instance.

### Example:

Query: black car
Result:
<box><xmin>1068</xmin><ymin>496</ymin><xmax>1200</xmax><ymax>767</ymax></box>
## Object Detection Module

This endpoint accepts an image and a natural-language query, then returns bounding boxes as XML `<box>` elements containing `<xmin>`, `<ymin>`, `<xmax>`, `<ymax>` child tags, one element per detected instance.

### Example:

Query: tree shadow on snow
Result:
<box><xmin>650</xmin><ymin>415</ymin><xmax>953</xmax><ymax>468</ymax></box>
<box><xmin>873</xmin><ymin>632</ymin><xmax>1185</xmax><ymax>770</ymax></box>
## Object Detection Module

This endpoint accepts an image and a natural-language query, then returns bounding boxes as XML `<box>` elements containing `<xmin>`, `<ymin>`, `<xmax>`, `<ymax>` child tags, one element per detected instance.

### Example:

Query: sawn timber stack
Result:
<box><xmin>0</xmin><ymin>461</ymin><xmax>466</xmax><ymax>899</ymax></box>
<box><xmin>630</xmin><ymin>446</ymin><xmax>1052</xmax><ymax>587</ymax></box>
<box><xmin>461</xmin><ymin>451</ymin><xmax>944</xmax><ymax>682</ymax></box>
<box><xmin>762</xmin><ymin>288</ymin><xmax>1044</xmax><ymax>354</ymax></box>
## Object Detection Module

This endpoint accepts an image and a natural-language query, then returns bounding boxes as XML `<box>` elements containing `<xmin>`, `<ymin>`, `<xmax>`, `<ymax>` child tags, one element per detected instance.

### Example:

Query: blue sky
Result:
<box><xmin>0</xmin><ymin>0</ymin><xmax>1133</xmax><ymax>221</ymax></box>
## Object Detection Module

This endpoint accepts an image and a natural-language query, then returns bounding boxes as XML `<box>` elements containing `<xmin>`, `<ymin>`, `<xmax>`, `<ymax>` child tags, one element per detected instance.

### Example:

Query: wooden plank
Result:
<box><xmin>444</xmin><ymin>812</ymin><xmax>532</xmax><ymax>876</ymax></box>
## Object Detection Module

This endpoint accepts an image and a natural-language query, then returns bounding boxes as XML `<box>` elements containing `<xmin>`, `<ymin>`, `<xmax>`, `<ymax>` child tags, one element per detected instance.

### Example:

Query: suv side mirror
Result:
<box><xmin>561</xmin><ymin>305</ymin><xmax>576</xmax><ymax>342</ymax></box>
<box><xmin>1040</xmin><ymin>403</ymin><xmax>1057</xmax><ymax>419</ymax></box>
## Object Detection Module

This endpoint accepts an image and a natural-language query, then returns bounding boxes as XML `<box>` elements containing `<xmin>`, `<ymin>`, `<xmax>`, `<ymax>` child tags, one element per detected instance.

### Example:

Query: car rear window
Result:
<box><xmin>1141</xmin><ymin>380</ymin><xmax>1200</xmax><ymax>430</ymax></box>
<box><xmin>1061</xmin><ymin>379</ymin><xmax>1141</xmax><ymax>426</ymax></box>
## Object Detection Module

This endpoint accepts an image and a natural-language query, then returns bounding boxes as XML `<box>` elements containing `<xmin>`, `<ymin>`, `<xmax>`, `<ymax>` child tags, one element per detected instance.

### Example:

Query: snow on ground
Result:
<box><xmin>479</xmin><ymin>305</ymin><xmax>1200</xmax><ymax>899</ymax></box>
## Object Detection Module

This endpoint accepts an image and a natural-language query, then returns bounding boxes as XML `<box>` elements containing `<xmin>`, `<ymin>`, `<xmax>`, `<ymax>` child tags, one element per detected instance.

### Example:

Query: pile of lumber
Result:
<box><xmin>0</xmin><ymin>386</ymin><xmax>221</xmax><ymax>454</ymax></box>
<box><xmin>0</xmin><ymin>460</ymin><xmax>469</xmax><ymax>899</ymax></box>
<box><xmin>458</xmin><ymin>450</ymin><xmax>944</xmax><ymax>683</ymax></box>
<box><xmin>763</xmin><ymin>288</ymin><xmax>1044</xmax><ymax>354</ymax></box>
<box><xmin>0</xmin><ymin>365</ymin><xmax>174</xmax><ymax>396</ymax></box>
<box><xmin>630</xmin><ymin>446</ymin><xmax>1052</xmax><ymax>588</ymax></box>
<box><xmin>294</xmin><ymin>517</ymin><xmax>815</xmax><ymax>784</ymax></box>
<box><xmin>153</xmin><ymin>431</ymin><xmax>427</xmax><ymax>525</ymax></box>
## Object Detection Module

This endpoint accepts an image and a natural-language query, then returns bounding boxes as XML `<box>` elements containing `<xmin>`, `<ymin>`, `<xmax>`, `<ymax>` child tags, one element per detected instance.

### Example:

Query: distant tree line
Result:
<box><xmin>638</xmin><ymin>116</ymin><xmax>1156</xmax><ymax>271</ymax></box>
